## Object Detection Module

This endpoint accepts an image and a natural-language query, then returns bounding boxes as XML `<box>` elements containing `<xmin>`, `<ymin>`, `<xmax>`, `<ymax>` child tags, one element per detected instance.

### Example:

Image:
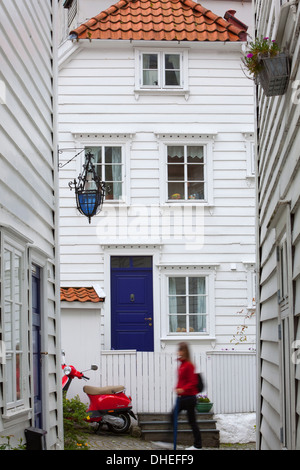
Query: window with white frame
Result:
<box><xmin>168</xmin><ymin>276</ymin><xmax>208</xmax><ymax>333</ymax></box>
<box><xmin>87</xmin><ymin>146</ymin><xmax>123</xmax><ymax>201</ymax></box>
<box><xmin>167</xmin><ymin>145</ymin><xmax>205</xmax><ymax>201</ymax></box>
<box><xmin>3</xmin><ymin>241</ymin><xmax>25</xmax><ymax>410</ymax></box>
<box><xmin>141</xmin><ymin>52</ymin><xmax>182</xmax><ymax>88</ymax></box>
<box><xmin>135</xmin><ymin>49</ymin><xmax>188</xmax><ymax>94</ymax></box>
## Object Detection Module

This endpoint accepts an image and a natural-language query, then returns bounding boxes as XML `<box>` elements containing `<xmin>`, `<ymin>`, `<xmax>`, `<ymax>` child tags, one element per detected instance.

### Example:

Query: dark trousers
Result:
<box><xmin>171</xmin><ymin>395</ymin><xmax>202</xmax><ymax>448</ymax></box>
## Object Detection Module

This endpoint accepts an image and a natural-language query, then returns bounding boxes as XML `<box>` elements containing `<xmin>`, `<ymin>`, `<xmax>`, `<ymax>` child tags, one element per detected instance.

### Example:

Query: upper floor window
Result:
<box><xmin>142</xmin><ymin>52</ymin><xmax>182</xmax><ymax>88</ymax></box>
<box><xmin>167</xmin><ymin>145</ymin><xmax>205</xmax><ymax>201</ymax></box>
<box><xmin>87</xmin><ymin>146</ymin><xmax>123</xmax><ymax>201</ymax></box>
<box><xmin>135</xmin><ymin>49</ymin><xmax>189</xmax><ymax>99</ymax></box>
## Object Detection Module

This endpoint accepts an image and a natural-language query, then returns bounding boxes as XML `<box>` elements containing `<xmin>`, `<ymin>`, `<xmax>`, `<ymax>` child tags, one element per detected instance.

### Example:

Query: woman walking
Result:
<box><xmin>172</xmin><ymin>342</ymin><xmax>202</xmax><ymax>450</ymax></box>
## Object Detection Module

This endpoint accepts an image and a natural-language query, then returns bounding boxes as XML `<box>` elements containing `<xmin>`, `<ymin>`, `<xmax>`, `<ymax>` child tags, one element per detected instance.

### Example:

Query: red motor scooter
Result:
<box><xmin>62</xmin><ymin>353</ymin><xmax>136</xmax><ymax>434</ymax></box>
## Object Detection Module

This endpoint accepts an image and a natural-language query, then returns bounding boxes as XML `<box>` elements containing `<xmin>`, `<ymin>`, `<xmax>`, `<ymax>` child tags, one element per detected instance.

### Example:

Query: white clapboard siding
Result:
<box><xmin>255</xmin><ymin>0</ymin><xmax>300</xmax><ymax>450</ymax></box>
<box><xmin>0</xmin><ymin>0</ymin><xmax>62</xmax><ymax>449</ymax></box>
<box><xmin>98</xmin><ymin>351</ymin><xmax>256</xmax><ymax>414</ymax></box>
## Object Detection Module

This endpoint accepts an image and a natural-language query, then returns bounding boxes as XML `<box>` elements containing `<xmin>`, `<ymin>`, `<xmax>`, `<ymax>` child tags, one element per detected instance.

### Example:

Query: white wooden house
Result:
<box><xmin>255</xmin><ymin>0</ymin><xmax>300</xmax><ymax>450</ymax></box>
<box><xmin>58</xmin><ymin>0</ymin><xmax>257</xmax><ymax>420</ymax></box>
<box><xmin>0</xmin><ymin>0</ymin><xmax>63</xmax><ymax>449</ymax></box>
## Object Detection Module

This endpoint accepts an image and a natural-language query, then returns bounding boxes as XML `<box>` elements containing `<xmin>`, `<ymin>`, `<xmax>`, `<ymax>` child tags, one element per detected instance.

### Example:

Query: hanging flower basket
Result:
<box><xmin>257</xmin><ymin>53</ymin><xmax>290</xmax><ymax>97</ymax></box>
<box><xmin>242</xmin><ymin>36</ymin><xmax>290</xmax><ymax>97</ymax></box>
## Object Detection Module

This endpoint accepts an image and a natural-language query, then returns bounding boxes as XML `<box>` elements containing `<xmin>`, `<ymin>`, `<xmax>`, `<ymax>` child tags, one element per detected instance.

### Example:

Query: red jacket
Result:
<box><xmin>176</xmin><ymin>359</ymin><xmax>198</xmax><ymax>396</ymax></box>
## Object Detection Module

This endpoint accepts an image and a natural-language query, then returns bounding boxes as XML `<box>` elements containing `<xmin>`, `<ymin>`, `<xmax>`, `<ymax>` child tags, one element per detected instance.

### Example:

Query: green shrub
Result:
<box><xmin>63</xmin><ymin>393</ymin><xmax>91</xmax><ymax>450</ymax></box>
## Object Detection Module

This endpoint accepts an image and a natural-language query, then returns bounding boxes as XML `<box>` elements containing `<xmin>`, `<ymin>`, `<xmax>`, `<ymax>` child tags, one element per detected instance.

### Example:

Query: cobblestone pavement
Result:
<box><xmin>85</xmin><ymin>428</ymin><xmax>256</xmax><ymax>451</ymax></box>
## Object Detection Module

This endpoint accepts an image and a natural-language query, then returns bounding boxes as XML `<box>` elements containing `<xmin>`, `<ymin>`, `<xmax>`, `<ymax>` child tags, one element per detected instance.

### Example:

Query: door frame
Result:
<box><xmin>29</xmin><ymin>248</ymin><xmax>49</xmax><ymax>435</ymax></box>
<box><xmin>102</xmin><ymin>246</ymin><xmax>161</xmax><ymax>352</ymax></box>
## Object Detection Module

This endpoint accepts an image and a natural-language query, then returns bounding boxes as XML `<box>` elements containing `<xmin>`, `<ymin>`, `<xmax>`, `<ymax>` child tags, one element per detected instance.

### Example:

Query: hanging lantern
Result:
<box><xmin>69</xmin><ymin>151</ymin><xmax>105</xmax><ymax>223</ymax></box>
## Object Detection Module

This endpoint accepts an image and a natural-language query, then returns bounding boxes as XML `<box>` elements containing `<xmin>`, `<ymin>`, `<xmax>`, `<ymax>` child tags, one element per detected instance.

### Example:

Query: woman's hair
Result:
<box><xmin>178</xmin><ymin>342</ymin><xmax>191</xmax><ymax>362</ymax></box>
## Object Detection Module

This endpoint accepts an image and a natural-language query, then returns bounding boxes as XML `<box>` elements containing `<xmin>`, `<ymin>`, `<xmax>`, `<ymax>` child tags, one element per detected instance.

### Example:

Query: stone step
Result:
<box><xmin>141</xmin><ymin>428</ymin><xmax>220</xmax><ymax>447</ymax></box>
<box><xmin>137</xmin><ymin>412</ymin><xmax>220</xmax><ymax>448</ymax></box>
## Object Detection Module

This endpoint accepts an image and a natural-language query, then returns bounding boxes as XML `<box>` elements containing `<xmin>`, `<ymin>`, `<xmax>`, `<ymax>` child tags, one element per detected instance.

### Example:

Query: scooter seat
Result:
<box><xmin>83</xmin><ymin>385</ymin><xmax>125</xmax><ymax>395</ymax></box>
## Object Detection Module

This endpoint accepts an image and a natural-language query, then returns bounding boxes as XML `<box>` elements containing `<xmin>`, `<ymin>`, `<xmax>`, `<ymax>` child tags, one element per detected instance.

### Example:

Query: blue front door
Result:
<box><xmin>32</xmin><ymin>265</ymin><xmax>43</xmax><ymax>428</ymax></box>
<box><xmin>111</xmin><ymin>256</ymin><xmax>154</xmax><ymax>351</ymax></box>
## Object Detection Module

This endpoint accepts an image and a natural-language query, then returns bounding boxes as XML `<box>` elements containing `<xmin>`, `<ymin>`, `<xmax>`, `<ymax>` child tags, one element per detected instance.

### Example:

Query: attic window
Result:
<box><xmin>64</xmin><ymin>0</ymin><xmax>77</xmax><ymax>27</ymax></box>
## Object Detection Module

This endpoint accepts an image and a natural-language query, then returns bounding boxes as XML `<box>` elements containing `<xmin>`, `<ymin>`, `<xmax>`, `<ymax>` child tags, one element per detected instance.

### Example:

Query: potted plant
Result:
<box><xmin>242</xmin><ymin>36</ymin><xmax>290</xmax><ymax>97</ymax></box>
<box><xmin>196</xmin><ymin>394</ymin><xmax>213</xmax><ymax>412</ymax></box>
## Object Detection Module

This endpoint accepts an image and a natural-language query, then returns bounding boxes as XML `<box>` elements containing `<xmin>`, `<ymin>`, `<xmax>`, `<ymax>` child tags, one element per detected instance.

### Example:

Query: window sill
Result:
<box><xmin>134</xmin><ymin>88</ymin><xmax>190</xmax><ymax>101</ymax></box>
<box><xmin>161</xmin><ymin>335</ymin><xmax>215</xmax><ymax>341</ymax></box>
<box><xmin>2</xmin><ymin>407</ymin><xmax>32</xmax><ymax>425</ymax></box>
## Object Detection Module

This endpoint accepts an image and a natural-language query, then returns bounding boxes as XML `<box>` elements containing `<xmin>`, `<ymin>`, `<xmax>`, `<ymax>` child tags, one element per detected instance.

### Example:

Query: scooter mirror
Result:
<box><xmin>91</xmin><ymin>365</ymin><xmax>98</xmax><ymax>371</ymax></box>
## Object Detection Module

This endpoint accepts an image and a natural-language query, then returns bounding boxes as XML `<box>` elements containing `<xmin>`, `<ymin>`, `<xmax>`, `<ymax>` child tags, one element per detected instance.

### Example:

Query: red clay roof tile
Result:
<box><xmin>61</xmin><ymin>287</ymin><xmax>104</xmax><ymax>303</ymax></box>
<box><xmin>70</xmin><ymin>0</ymin><xmax>246</xmax><ymax>42</ymax></box>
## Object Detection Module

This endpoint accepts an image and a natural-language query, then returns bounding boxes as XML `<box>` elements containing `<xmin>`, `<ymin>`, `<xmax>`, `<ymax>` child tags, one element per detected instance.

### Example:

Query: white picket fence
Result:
<box><xmin>99</xmin><ymin>350</ymin><xmax>256</xmax><ymax>414</ymax></box>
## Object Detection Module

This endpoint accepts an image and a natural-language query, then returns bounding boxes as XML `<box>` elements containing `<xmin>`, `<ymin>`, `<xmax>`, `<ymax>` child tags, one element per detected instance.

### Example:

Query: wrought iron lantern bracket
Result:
<box><xmin>59</xmin><ymin>148</ymin><xmax>105</xmax><ymax>223</ymax></box>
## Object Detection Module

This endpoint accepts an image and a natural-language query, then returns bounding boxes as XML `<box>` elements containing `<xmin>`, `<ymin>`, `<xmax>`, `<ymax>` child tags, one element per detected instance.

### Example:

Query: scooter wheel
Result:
<box><xmin>107</xmin><ymin>412</ymin><xmax>131</xmax><ymax>434</ymax></box>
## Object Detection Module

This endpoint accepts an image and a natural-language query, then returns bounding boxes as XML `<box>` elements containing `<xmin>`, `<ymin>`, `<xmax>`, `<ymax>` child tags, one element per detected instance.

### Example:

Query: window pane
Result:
<box><xmin>168</xmin><ymin>164</ymin><xmax>185</xmax><ymax>181</ymax></box>
<box><xmin>190</xmin><ymin>315</ymin><xmax>206</xmax><ymax>332</ymax></box>
<box><xmin>169</xmin><ymin>315</ymin><xmax>186</xmax><ymax>332</ymax></box>
<box><xmin>143</xmin><ymin>53</ymin><xmax>158</xmax><ymax>69</ymax></box>
<box><xmin>187</xmin><ymin>164</ymin><xmax>204</xmax><ymax>181</ymax></box>
<box><xmin>105</xmin><ymin>147</ymin><xmax>121</xmax><ymax>164</ymax></box>
<box><xmin>169</xmin><ymin>277</ymin><xmax>186</xmax><ymax>295</ymax></box>
<box><xmin>165</xmin><ymin>54</ymin><xmax>180</xmax><ymax>86</ymax></box>
<box><xmin>165</xmin><ymin>70</ymin><xmax>180</xmax><ymax>86</ymax></box>
<box><xmin>188</xmin><ymin>182</ymin><xmax>204</xmax><ymax>200</ymax></box>
<box><xmin>189</xmin><ymin>296</ymin><xmax>206</xmax><ymax>314</ymax></box>
<box><xmin>168</xmin><ymin>182</ymin><xmax>184</xmax><ymax>200</ymax></box>
<box><xmin>132</xmin><ymin>257</ymin><xmax>152</xmax><ymax>268</ymax></box>
<box><xmin>189</xmin><ymin>277</ymin><xmax>205</xmax><ymax>294</ymax></box>
<box><xmin>4</xmin><ymin>250</ymin><xmax>12</xmax><ymax>299</ymax></box>
<box><xmin>111</xmin><ymin>256</ymin><xmax>130</xmax><ymax>268</ymax></box>
<box><xmin>143</xmin><ymin>54</ymin><xmax>158</xmax><ymax>86</ymax></box>
<box><xmin>4</xmin><ymin>301</ymin><xmax>12</xmax><ymax>350</ymax></box>
<box><xmin>14</xmin><ymin>254</ymin><xmax>21</xmax><ymax>303</ymax></box>
<box><xmin>187</xmin><ymin>146</ymin><xmax>203</xmax><ymax>163</ymax></box>
<box><xmin>169</xmin><ymin>296</ymin><xmax>186</xmax><ymax>314</ymax></box>
<box><xmin>165</xmin><ymin>54</ymin><xmax>180</xmax><ymax>70</ymax></box>
<box><xmin>6</xmin><ymin>353</ymin><xmax>14</xmax><ymax>403</ymax></box>
<box><xmin>168</xmin><ymin>146</ymin><xmax>184</xmax><ymax>162</ymax></box>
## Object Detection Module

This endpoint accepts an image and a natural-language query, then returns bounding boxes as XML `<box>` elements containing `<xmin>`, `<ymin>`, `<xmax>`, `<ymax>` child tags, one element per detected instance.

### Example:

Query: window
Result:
<box><xmin>87</xmin><ymin>146</ymin><xmax>123</xmax><ymax>200</ymax></box>
<box><xmin>3</xmin><ymin>244</ymin><xmax>24</xmax><ymax>409</ymax></box>
<box><xmin>278</xmin><ymin>236</ymin><xmax>289</xmax><ymax>301</ymax></box>
<box><xmin>167</xmin><ymin>145</ymin><xmax>205</xmax><ymax>201</ymax></box>
<box><xmin>168</xmin><ymin>276</ymin><xmax>207</xmax><ymax>333</ymax></box>
<box><xmin>142</xmin><ymin>52</ymin><xmax>182</xmax><ymax>88</ymax></box>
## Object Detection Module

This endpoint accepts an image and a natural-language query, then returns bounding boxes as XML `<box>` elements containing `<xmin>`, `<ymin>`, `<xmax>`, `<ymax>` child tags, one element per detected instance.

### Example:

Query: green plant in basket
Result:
<box><xmin>197</xmin><ymin>394</ymin><xmax>210</xmax><ymax>403</ymax></box>
<box><xmin>242</xmin><ymin>36</ymin><xmax>280</xmax><ymax>77</ymax></box>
